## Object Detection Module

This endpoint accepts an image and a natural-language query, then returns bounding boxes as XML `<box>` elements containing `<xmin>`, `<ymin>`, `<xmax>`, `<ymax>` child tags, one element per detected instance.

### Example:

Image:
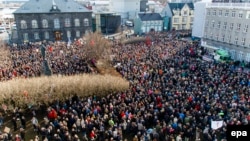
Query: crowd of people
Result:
<box><xmin>0</xmin><ymin>31</ymin><xmax>250</xmax><ymax>141</ymax></box>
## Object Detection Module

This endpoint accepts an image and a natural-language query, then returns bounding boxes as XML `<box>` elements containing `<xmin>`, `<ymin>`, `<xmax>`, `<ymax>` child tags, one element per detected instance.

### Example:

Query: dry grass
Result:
<box><xmin>96</xmin><ymin>60</ymin><xmax>122</xmax><ymax>77</ymax></box>
<box><xmin>0</xmin><ymin>74</ymin><xmax>129</xmax><ymax>109</ymax></box>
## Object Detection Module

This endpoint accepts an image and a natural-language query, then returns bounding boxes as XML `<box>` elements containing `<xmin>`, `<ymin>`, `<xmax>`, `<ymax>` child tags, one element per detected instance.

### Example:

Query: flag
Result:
<box><xmin>48</xmin><ymin>46</ymin><xmax>53</xmax><ymax>52</ymax></box>
<box><xmin>211</xmin><ymin>120</ymin><xmax>223</xmax><ymax>130</ymax></box>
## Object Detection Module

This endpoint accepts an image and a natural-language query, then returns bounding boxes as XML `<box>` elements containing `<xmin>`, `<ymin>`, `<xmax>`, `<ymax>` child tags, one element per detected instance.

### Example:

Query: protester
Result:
<box><xmin>1</xmin><ymin>31</ymin><xmax>250</xmax><ymax>141</ymax></box>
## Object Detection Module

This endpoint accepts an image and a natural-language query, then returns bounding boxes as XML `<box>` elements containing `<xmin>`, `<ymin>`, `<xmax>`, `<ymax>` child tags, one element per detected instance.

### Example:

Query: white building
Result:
<box><xmin>109</xmin><ymin>0</ymin><xmax>140</xmax><ymax>23</ymax></box>
<box><xmin>192</xmin><ymin>1</ymin><xmax>211</xmax><ymax>39</ymax></box>
<box><xmin>202</xmin><ymin>3</ymin><xmax>250</xmax><ymax>62</ymax></box>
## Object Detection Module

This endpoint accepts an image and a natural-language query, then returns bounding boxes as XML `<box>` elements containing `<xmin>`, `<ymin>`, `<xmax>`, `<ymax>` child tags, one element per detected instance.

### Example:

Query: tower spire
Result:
<box><xmin>52</xmin><ymin>0</ymin><xmax>56</xmax><ymax>6</ymax></box>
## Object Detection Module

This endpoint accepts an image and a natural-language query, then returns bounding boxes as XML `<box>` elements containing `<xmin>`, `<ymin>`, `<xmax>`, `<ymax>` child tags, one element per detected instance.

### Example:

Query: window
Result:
<box><xmin>32</xmin><ymin>20</ymin><xmax>38</xmax><ymax>28</ymax></box>
<box><xmin>242</xmin><ymin>38</ymin><xmax>246</xmax><ymax>46</ymax></box>
<box><xmin>232</xmin><ymin>11</ymin><xmax>236</xmax><ymax>17</ymax></box>
<box><xmin>215</xmin><ymin>34</ymin><xmax>219</xmax><ymax>40</ymax></box>
<box><xmin>42</xmin><ymin>19</ymin><xmax>48</xmax><ymax>28</ymax></box>
<box><xmin>244</xmin><ymin>24</ymin><xmax>248</xmax><ymax>32</ymax></box>
<box><xmin>174</xmin><ymin>18</ymin><xmax>179</xmax><ymax>23</ymax></box>
<box><xmin>76</xmin><ymin>31</ymin><xmax>80</xmax><ymax>38</ymax></box>
<box><xmin>234</xmin><ymin>37</ymin><xmax>238</xmax><ymax>45</ymax></box>
<box><xmin>23</xmin><ymin>33</ymin><xmax>28</xmax><ymax>41</ymax></box>
<box><xmin>34</xmin><ymin>32</ymin><xmax>39</xmax><ymax>40</ymax></box>
<box><xmin>225</xmin><ymin>10</ymin><xmax>229</xmax><ymax>17</ymax></box>
<box><xmin>211</xmin><ymin>20</ymin><xmax>215</xmax><ymax>28</ymax></box>
<box><xmin>20</xmin><ymin>20</ymin><xmax>27</xmax><ymax>29</ymax></box>
<box><xmin>54</xmin><ymin>18</ymin><xmax>60</xmax><ymax>29</ymax></box>
<box><xmin>44</xmin><ymin>32</ymin><xmax>49</xmax><ymax>39</ymax></box>
<box><xmin>182</xmin><ymin>24</ymin><xmax>186</xmax><ymax>30</ymax></box>
<box><xmin>219</xmin><ymin>10</ymin><xmax>222</xmax><ymax>16</ymax></box>
<box><xmin>67</xmin><ymin>31</ymin><xmax>71</xmax><ymax>38</ymax></box>
<box><xmin>190</xmin><ymin>17</ymin><xmax>194</xmax><ymax>23</ymax></box>
<box><xmin>210</xmin><ymin>33</ymin><xmax>213</xmax><ymax>39</ymax></box>
<box><xmin>230</xmin><ymin>23</ymin><xmax>234</xmax><ymax>30</ymax></box>
<box><xmin>65</xmin><ymin>18</ymin><xmax>71</xmax><ymax>27</ymax></box>
<box><xmin>238</xmin><ymin>12</ymin><xmax>243</xmax><ymax>18</ymax></box>
<box><xmin>223</xmin><ymin>22</ymin><xmax>227</xmax><ymax>30</ymax></box>
<box><xmin>221</xmin><ymin>34</ymin><xmax>225</xmax><ymax>42</ymax></box>
<box><xmin>213</xmin><ymin>10</ymin><xmax>216</xmax><ymax>16</ymax></box>
<box><xmin>84</xmin><ymin>18</ymin><xmax>89</xmax><ymax>26</ymax></box>
<box><xmin>207</xmin><ymin>9</ymin><xmax>210</xmax><ymax>16</ymax></box>
<box><xmin>74</xmin><ymin>18</ymin><xmax>80</xmax><ymax>27</ymax></box>
<box><xmin>183</xmin><ymin>10</ymin><xmax>188</xmax><ymax>16</ymax></box>
<box><xmin>217</xmin><ymin>21</ymin><xmax>221</xmax><ymax>29</ymax></box>
<box><xmin>237</xmin><ymin>23</ymin><xmax>241</xmax><ymax>31</ymax></box>
<box><xmin>182</xmin><ymin>17</ymin><xmax>187</xmax><ymax>23</ymax></box>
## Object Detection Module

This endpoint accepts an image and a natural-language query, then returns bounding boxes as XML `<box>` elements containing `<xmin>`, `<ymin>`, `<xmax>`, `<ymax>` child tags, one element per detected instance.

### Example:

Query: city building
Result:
<box><xmin>202</xmin><ymin>2</ymin><xmax>250</xmax><ymax>61</ymax></box>
<box><xmin>12</xmin><ymin>0</ymin><xmax>92</xmax><ymax>43</ymax></box>
<box><xmin>93</xmin><ymin>12</ymin><xmax>121</xmax><ymax>34</ymax></box>
<box><xmin>109</xmin><ymin>0</ymin><xmax>140</xmax><ymax>23</ymax></box>
<box><xmin>191</xmin><ymin>1</ymin><xmax>209</xmax><ymax>40</ymax></box>
<box><xmin>134</xmin><ymin>13</ymin><xmax>163</xmax><ymax>35</ymax></box>
<box><xmin>161</xmin><ymin>3</ymin><xmax>194</xmax><ymax>31</ymax></box>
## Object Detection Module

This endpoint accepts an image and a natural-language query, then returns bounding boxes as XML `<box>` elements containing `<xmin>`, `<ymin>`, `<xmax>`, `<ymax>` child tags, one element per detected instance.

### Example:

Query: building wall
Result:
<box><xmin>141</xmin><ymin>20</ymin><xmax>163</xmax><ymax>33</ymax></box>
<box><xmin>109</xmin><ymin>0</ymin><xmax>140</xmax><ymax>23</ymax></box>
<box><xmin>13</xmin><ymin>12</ymin><xmax>92</xmax><ymax>43</ymax></box>
<box><xmin>171</xmin><ymin>4</ymin><xmax>194</xmax><ymax>30</ymax></box>
<box><xmin>192</xmin><ymin>2</ymin><xmax>208</xmax><ymax>38</ymax></box>
<box><xmin>203</xmin><ymin>3</ymin><xmax>250</xmax><ymax>61</ymax></box>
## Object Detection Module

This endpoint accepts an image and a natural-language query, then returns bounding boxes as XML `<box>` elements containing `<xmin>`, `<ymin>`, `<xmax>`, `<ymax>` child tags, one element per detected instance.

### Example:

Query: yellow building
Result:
<box><xmin>162</xmin><ymin>3</ymin><xmax>194</xmax><ymax>31</ymax></box>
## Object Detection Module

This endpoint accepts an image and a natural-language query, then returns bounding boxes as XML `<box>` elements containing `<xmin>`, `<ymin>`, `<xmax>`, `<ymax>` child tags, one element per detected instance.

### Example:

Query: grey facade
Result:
<box><xmin>12</xmin><ymin>0</ymin><xmax>92</xmax><ymax>43</ymax></box>
<box><xmin>202</xmin><ymin>3</ymin><xmax>250</xmax><ymax>61</ymax></box>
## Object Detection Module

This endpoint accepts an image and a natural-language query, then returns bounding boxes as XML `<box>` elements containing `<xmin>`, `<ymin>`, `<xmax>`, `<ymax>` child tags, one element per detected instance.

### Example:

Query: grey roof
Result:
<box><xmin>138</xmin><ymin>13</ymin><xmax>163</xmax><ymax>21</ymax></box>
<box><xmin>14</xmin><ymin>0</ymin><xmax>91</xmax><ymax>14</ymax></box>
<box><xmin>168</xmin><ymin>3</ymin><xmax>194</xmax><ymax>15</ymax></box>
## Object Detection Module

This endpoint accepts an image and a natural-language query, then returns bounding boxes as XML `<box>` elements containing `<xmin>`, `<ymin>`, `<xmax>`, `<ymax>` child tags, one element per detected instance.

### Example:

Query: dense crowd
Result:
<box><xmin>0</xmin><ymin>31</ymin><xmax>250</xmax><ymax>141</ymax></box>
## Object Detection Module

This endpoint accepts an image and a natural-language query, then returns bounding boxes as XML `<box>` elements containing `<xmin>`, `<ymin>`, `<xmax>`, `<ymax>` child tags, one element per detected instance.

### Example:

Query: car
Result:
<box><xmin>0</xmin><ymin>26</ymin><xmax>7</xmax><ymax>33</ymax></box>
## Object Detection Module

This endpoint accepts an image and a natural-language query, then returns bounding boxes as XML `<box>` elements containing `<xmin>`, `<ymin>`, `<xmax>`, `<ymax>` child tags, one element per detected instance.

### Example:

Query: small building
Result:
<box><xmin>134</xmin><ymin>13</ymin><xmax>163</xmax><ymax>35</ymax></box>
<box><xmin>12</xmin><ymin>0</ymin><xmax>92</xmax><ymax>43</ymax></box>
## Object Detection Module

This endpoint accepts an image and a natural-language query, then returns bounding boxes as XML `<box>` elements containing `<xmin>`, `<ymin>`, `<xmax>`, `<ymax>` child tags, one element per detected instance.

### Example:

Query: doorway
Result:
<box><xmin>54</xmin><ymin>31</ymin><xmax>61</xmax><ymax>41</ymax></box>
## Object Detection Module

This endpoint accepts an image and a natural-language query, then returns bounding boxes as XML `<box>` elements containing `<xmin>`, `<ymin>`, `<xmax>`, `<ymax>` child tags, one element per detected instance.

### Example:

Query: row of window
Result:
<box><xmin>174</xmin><ymin>23</ymin><xmax>193</xmax><ymax>30</ymax></box>
<box><xmin>23</xmin><ymin>31</ymin><xmax>81</xmax><ymax>40</ymax></box>
<box><xmin>173</xmin><ymin>17</ymin><xmax>194</xmax><ymax>23</ymax></box>
<box><xmin>204</xmin><ymin>32</ymin><xmax>248</xmax><ymax>46</ymax></box>
<box><xmin>206</xmin><ymin>21</ymin><xmax>249</xmax><ymax>32</ymax></box>
<box><xmin>20</xmin><ymin>18</ymin><xmax>89</xmax><ymax>29</ymax></box>
<box><xmin>207</xmin><ymin>9</ymin><xmax>248</xmax><ymax>18</ymax></box>
<box><xmin>142</xmin><ymin>21</ymin><xmax>162</xmax><ymax>26</ymax></box>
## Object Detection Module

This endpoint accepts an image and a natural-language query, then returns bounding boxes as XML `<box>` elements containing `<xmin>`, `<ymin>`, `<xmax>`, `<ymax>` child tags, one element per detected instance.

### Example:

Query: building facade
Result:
<box><xmin>134</xmin><ymin>13</ymin><xmax>163</xmax><ymax>35</ymax></box>
<box><xmin>162</xmin><ymin>3</ymin><xmax>194</xmax><ymax>31</ymax></box>
<box><xmin>13</xmin><ymin>0</ymin><xmax>92</xmax><ymax>43</ymax></box>
<box><xmin>202</xmin><ymin>3</ymin><xmax>250</xmax><ymax>61</ymax></box>
<box><xmin>109</xmin><ymin>0</ymin><xmax>140</xmax><ymax>23</ymax></box>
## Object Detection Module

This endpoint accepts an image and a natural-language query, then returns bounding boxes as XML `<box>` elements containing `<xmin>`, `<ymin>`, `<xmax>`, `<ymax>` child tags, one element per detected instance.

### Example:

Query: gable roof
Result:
<box><xmin>138</xmin><ymin>13</ymin><xmax>163</xmax><ymax>21</ymax></box>
<box><xmin>14</xmin><ymin>0</ymin><xmax>91</xmax><ymax>14</ymax></box>
<box><xmin>168</xmin><ymin>3</ymin><xmax>194</xmax><ymax>15</ymax></box>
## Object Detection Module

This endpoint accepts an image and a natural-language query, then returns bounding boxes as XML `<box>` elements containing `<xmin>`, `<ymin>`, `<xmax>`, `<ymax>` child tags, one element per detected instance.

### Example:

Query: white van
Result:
<box><xmin>125</xmin><ymin>21</ymin><xmax>133</xmax><ymax>27</ymax></box>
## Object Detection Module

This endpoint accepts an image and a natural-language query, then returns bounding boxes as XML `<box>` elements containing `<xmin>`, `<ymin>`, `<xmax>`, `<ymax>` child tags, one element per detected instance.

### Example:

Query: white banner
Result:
<box><xmin>211</xmin><ymin>120</ymin><xmax>224</xmax><ymax>130</ymax></box>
